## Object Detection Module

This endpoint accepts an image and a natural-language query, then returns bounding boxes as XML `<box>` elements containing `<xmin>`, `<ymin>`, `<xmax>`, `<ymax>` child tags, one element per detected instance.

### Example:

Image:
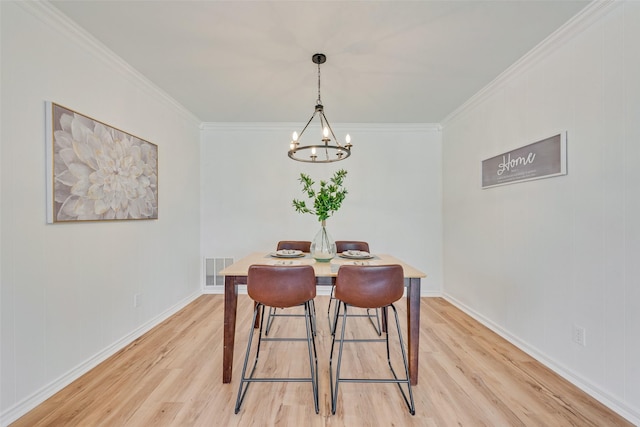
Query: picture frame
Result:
<box><xmin>46</xmin><ymin>102</ymin><xmax>158</xmax><ymax>223</ymax></box>
<box><xmin>481</xmin><ymin>132</ymin><xmax>567</xmax><ymax>189</ymax></box>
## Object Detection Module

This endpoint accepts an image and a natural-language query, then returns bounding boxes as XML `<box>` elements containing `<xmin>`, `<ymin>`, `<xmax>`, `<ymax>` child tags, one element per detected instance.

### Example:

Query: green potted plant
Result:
<box><xmin>292</xmin><ymin>169</ymin><xmax>348</xmax><ymax>261</ymax></box>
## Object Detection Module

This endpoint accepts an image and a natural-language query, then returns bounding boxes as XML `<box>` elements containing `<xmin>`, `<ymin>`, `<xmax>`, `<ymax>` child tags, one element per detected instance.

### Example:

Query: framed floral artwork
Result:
<box><xmin>46</xmin><ymin>102</ymin><xmax>158</xmax><ymax>222</ymax></box>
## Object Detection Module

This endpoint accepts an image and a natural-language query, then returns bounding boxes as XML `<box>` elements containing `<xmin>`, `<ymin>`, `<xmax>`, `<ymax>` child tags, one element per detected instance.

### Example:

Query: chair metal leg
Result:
<box><xmin>235</xmin><ymin>303</ymin><xmax>266</xmax><ymax>413</ymax></box>
<box><xmin>235</xmin><ymin>300</ymin><xmax>319</xmax><ymax>414</ymax></box>
<box><xmin>304</xmin><ymin>301</ymin><xmax>319</xmax><ymax>413</ymax></box>
<box><xmin>329</xmin><ymin>301</ymin><xmax>347</xmax><ymax>414</ymax></box>
<box><xmin>327</xmin><ymin>285</ymin><xmax>336</xmax><ymax>331</ymax></box>
<box><xmin>309</xmin><ymin>299</ymin><xmax>317</xmax><ymax>336</ymax></box>
<box><xmin>329</xmin><ymin>286</ymin><xmax>381</xmax><ymax>336</ymax></box>
<box><xmin>329</xmin><ymin>301</ymin><xmax>415</xmax><ymax>416</ymax></box>
<box><xmin>366</xmin><ymin>308</ymin><xmax>382</xmax><ymax>336</ymax></box>
<box><xmin>265</xmin><ymin>306</ymin><xmax>277</xmax><ymax>335</ymax></box>
<box><xmin>386</xmin><ymin>304</ymin><xmax>415</xmax><ymax>415</ymax></box>
<box><xmin>267</xmin><ymin>301</ymin><xmax>317</xmax><ymax>337</ymax></box>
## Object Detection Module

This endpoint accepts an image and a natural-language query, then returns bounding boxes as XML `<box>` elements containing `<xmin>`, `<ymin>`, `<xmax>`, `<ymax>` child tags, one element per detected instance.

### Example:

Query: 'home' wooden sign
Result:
<box><xmin>482</xmin><ymin>132</ymin><xmax>567</xmax><ymax>189</ymax></box>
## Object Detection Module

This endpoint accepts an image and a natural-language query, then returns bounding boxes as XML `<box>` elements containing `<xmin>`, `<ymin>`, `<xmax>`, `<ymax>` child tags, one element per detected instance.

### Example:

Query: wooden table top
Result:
<box><xmin>219</xmin><ymin>252</ymin><xmax>426</xmax><ymax>279</ymax></box>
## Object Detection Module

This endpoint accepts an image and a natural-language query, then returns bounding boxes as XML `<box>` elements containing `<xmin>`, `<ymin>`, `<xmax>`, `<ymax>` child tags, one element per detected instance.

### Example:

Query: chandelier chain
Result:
<box><xmin>317</xmin><ymin>62</ymin><xmax>322</xmax><ymax>105</ymax></box>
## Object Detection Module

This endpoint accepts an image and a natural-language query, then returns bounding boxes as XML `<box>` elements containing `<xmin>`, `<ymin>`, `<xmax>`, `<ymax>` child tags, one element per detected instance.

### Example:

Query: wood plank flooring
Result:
<box><xmin>11</xmin><ymin>295</ymin><xmax>633</xmax><ymax>426</ymax></box>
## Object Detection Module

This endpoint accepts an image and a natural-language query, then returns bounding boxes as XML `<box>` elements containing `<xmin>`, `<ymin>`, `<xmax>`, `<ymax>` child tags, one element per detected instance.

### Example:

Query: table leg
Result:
<box><xmin>381</xmin><ymin>307</ymin><xmax>388</xmax><ymax>333</ymax></box>
<box><xmin>253</xmin><ymin>301</ymin><xmax>260</xmax><ymax>329</ymax></box>
<box><xmin>223</xmin><ymin>275</ymin><xmax>238</xmax><ymax>383</ymax></box>
<box><xmin>407</xmin><ymin>278</ymin><xmax>421</xmax><ymax>385</ymax></box>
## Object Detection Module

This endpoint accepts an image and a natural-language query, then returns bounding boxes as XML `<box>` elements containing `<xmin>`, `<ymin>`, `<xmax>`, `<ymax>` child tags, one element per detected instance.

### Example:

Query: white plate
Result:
<box><xmin>269</xmin><ymin>260</ymin><xmax>303</xmax><ymax>266</ymax></box>
<box><xmin>271</xmin><ymin>249</ymin><xmax>304</xmax><ymax>258</ymax></box>
<box><xmin>339</xmin><ymin>250</ymin><xmax>373</xmax><ymax>259</ymax></box>
<box><xmin>349</xmin><ymin>260</ymin><xmax>376</xmax><ymax>266</ymax></box>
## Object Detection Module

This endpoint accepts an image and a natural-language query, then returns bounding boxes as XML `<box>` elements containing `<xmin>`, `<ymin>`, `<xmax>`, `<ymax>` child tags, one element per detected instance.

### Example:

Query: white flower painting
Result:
<box><xmin>47</xmin><ymin>103</ymin><xmax>158</xmax><ymax>222</ymax></box>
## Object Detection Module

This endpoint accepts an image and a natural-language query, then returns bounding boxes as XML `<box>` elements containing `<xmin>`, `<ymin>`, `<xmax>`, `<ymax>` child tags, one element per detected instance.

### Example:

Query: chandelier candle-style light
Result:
<box><xmin>288</xmin><ymin>53</ymin><xmax>352</xmax><ymax>163</ymax></box>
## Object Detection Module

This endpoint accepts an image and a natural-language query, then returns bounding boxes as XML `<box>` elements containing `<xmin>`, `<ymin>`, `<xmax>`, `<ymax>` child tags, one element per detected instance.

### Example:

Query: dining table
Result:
<box><xmin>219</xmin><ymin>251</ymin><xmax>426</xmax><ymax>385</ymax></box>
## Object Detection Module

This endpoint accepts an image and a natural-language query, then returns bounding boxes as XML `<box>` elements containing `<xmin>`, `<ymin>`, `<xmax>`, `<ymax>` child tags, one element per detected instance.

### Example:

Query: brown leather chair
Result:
<box><xmin>329</xmin><ymin>264</ymin><xmax>415</xmax><ymax>415</ymax></box>
<box><xmin>277</xmin><ymin>240</ymin><xmax>312</xmax><ymax>252</ymax></box>
<box><xmin>265</xmin><ymin>241</ymin><xmax>314</xmax><ymax>335</ymax></box>
<box><xmin>235</xmin><ymin>265</ymin><xmax>319</xmax><ymax>414</ymax></box>
<box><xmin>335</xmin><ymin>241</ymin><xmax>370</xmax><ymax>253</ymax></box>
<box><xmin>328</xmin><ymin>241</ymin><xmax>381</xmax><ymax>335</ymax></box>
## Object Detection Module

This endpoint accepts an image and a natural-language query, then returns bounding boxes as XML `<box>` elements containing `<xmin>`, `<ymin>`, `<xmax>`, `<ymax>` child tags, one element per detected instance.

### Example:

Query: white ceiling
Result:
<box><xmin>50</xmin><ymin>0</ymin><xmax>590</xmax><ymax>124</ymax></box>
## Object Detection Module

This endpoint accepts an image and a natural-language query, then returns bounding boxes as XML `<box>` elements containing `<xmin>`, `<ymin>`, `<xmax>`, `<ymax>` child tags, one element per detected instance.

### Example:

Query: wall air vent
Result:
<box><xmin>205</xmin><ymin>258</ymin><xmax>233</xmax><ymax>287</ymax></box>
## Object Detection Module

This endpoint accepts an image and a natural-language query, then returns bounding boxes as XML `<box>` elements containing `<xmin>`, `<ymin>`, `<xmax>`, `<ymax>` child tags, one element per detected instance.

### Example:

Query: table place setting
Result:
<box><xmin>350</xmin><ymin>260</ymin><xmax>376</xmax><ymax>265</ymax></box>
<box><xmin>270</xmin><ymin>249</ymin><xmax>305</xmax><ymax>258</ymax></box>
<box><xmin>268</xmin><ymin>259</ymin><xmax>304</xmax><ymax>266</ymax></box>
<box><xmin>329</xmin><ymin>258</ymin><xmax>379</xmax><ymax>272</ymax></box>
<box><xmin>338</xmin><ymin>250</ymin><xmax>374</xmax><ymax>260</ymax></box>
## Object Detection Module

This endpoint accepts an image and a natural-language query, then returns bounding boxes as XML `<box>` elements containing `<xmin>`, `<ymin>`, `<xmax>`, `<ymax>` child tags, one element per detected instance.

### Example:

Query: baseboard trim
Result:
<box><xmin>442</xmin><ymin>293</ymin><xmax>640</xmax><ymax>426</ymax></box>
<box><xmin>203</xmin><ymin>286</ymin><xmax>441</xmax><ymax>298</ymax></box>
<box><xmin>0</xmin><ymin>291</ymin><xmax>201</xmax><ymax>427</ymax></box>
<box><xmin>203</xmin><ymin>286</ymin><xmax>335</xmax><ymax>297</ymax></box>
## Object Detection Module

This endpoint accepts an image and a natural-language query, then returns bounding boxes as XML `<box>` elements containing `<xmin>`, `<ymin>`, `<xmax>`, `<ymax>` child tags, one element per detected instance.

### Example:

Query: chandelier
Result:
<box><xmin>288</xmin><ymin>53</ymin><xmax>352</xmax><ymax>163</ymax></box>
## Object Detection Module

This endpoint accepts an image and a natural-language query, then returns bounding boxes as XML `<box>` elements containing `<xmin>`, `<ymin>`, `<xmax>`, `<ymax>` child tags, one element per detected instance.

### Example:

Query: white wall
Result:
<box><xmin>0</xmin><ymin>2</ymin><xmax>201</xmax><ymax>423</ymax></box>
<box><xmin>442</xmin><ymin>2</ymin><xmax>639</xmax><ymax>423</ymax></box>
<box><xmin>201</xmin><ymin>123</ymin><xmax>443</xmax><ymax>295</ymax></box>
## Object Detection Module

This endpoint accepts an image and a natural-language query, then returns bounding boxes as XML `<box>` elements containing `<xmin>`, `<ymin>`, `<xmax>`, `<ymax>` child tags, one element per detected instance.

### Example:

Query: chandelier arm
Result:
<box><xmin>318</xmin><ymin>113</ymin><xmax>330</xmax><ymax>161</ymax></box>
<box><xmin>319</xmin><ymin>111</ymin><xmax>344</xmax><ymax>148</ymax></box>
<box><xmin>297</xmin><ymin>110</ymin><xmax>319</xmax><ymax>140</ymax></box>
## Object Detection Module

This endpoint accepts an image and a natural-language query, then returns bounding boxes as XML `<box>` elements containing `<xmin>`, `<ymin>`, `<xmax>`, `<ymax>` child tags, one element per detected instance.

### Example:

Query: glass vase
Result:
<box><xmin>311</xmin><ymin>220</ymin><xmax>336</xmax><ymax>262</ymax></box>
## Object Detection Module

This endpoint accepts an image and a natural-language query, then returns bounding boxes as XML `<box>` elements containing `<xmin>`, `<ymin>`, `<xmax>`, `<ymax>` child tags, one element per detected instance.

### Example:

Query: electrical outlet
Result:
<box><xmin>572</xmin><ymin>325</ymin><xmax>586</xmax><ymax>346</ymax></box>
<box><xmin>134</xmin><ymin>293</ymin><xmax>142</xmax><ymax>308</ymax></box>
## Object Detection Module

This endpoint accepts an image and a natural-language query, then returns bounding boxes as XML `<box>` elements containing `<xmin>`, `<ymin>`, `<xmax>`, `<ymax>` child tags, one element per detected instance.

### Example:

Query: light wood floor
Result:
<box><xmin>11</xmin><ymin>295</ymin><xmax>633</xmax><ymax>426</ymax></box>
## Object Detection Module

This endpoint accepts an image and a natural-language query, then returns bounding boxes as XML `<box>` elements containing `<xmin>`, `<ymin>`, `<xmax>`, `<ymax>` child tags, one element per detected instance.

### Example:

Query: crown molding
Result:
<box><xmin>441</xmin><ymin>0</ymin><xmax>621</xmax><ymax>128</ymax></box>
<box><xmin>17</xmin><ymin>1</ymin><xmax>201</xmax><ymax>127</ymax></box>
<box><xmin>201</xmin><ymin>122</ymin><xmax>442</xmax><ymax>132</ymax></box>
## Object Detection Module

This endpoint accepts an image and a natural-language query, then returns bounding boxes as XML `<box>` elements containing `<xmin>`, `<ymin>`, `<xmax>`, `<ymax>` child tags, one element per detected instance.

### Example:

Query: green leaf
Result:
<box><xmin>292</xmin><ymin>169</ymin><xmax>348</xmax><ymax>222</ymax></box>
